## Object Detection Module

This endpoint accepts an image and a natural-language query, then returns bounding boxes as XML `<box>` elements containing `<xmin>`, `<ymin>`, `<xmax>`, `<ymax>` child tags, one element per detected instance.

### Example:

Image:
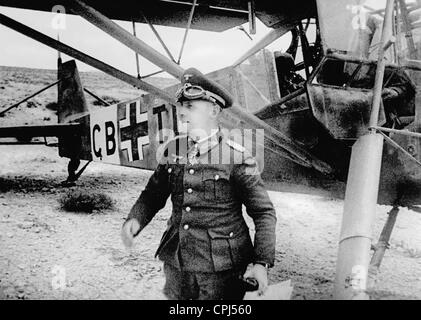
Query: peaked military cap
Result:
<box><xmin>176</xmin><ymin>67</ymin><xmax>233</xmax><ymax>108</ymax></box>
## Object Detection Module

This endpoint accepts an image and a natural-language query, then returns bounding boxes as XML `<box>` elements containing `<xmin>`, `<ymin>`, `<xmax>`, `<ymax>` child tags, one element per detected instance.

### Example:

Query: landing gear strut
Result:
<box><xmin>63</xmin><ymin>158</ymin><xmax>91</xmax><ymax>185</ymax></box>
<box><xmin>67</xmin><ymin>158</ymin><xmax>80</xmax><ymax>182</ymax></box>
<box><xmin>368</xmin><ymin>205</ymin><xmax>400</xmax><ymax>282</ymax></box>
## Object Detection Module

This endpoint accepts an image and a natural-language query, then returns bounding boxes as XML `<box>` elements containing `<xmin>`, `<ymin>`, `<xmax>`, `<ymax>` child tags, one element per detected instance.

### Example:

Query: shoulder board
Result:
<box><xmin>226</xmin><ymin>139</ymin><xmax>245</xmax><ymax>153</ymax></box>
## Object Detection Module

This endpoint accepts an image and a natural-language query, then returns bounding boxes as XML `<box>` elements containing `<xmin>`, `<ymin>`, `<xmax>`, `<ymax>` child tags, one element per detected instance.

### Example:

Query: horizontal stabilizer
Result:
<box><xmin>0</xmin><ymin>123</ymin><xmax>82</xmax><ymax>139</ymax></box>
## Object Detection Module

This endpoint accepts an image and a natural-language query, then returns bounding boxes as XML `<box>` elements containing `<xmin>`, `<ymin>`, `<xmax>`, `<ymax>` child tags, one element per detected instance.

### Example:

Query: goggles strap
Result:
<box><xmin>177</xmin><ymin>83</ymin><xmax>225</xmax><ymax>107</ymax></box>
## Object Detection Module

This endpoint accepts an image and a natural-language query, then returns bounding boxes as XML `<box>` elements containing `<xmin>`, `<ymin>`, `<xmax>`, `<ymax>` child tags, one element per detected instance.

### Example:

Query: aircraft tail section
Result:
<box><xmin>57</xmin><ymin>59</ymin><xmax>89</xmax><ymax>123</ymax></box>
<box><xmin>57</xmin><ymin>59</ymin><xmax>91</xmax><ymax>161</ymax></box>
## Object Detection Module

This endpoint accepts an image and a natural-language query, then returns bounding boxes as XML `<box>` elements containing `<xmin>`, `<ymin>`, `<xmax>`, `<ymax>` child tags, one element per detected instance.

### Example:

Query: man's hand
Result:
<box><xmin>243</xmin><ymin>264</ymin><xmax>268</xmax><ymax>295</ymax></box>
<box><xmin>121</xmin><ymin>218</ymin><xmax>140</xmax><ymax>248</ymax></box>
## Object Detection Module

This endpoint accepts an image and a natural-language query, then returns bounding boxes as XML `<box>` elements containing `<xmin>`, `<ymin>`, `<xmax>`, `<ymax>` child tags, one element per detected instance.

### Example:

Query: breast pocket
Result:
<box><xmin>202</xmin><ymin>170</ymin><xmax>231</xmax><ymax>202</ymax></box>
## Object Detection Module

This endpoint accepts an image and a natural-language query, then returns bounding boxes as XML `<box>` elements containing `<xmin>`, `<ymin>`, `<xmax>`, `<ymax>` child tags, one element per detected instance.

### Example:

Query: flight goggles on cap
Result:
<box><xmin>175</xmin><ymin>83</ymin><xmax>225</xmax><ymax>107</ymax></box>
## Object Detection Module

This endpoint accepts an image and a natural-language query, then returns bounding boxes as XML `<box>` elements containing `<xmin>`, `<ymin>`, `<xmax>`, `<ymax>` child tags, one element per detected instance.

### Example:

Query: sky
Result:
<box><xmin>0</xmin><ymin>5</ymin><xmax>292</xmax><ymax>78</ymax></box>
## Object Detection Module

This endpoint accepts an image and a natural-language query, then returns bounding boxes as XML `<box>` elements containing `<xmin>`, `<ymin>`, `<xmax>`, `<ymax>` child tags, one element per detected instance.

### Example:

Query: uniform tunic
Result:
<box><xmin>126</xmin><ymin>130</ymin><xmax>277</xmax><ymax>274</ymax></box>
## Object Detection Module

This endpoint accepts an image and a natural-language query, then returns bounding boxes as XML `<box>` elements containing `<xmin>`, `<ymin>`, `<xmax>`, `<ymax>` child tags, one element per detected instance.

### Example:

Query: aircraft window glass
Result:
<box><xmin>313</xmin><ymin>60</ymin><xmax>377</xmax><ymax>88</ymax></box>
<box><xmin>317</xmin><ymin>0</ymin><xmax>393</xmax><ymax>61</ymax></box>
<box><xmin>318</xmin><ymin>0</ymin><xmax>421</xmax><ymax>64</ymax></box>
<box><xmin>393</xmin><ymin>0</ymin><xmax>421</xmax><ymax>64</ymax></box>
<box><xmin>233</xmin><ymin>17</ymin><xmax>322</xmax><ymax>111</ymax></box>
<box><xmin>235</xmin><ymin>49</ymin><xmax>278</xmax><ymax>113</ymax></box>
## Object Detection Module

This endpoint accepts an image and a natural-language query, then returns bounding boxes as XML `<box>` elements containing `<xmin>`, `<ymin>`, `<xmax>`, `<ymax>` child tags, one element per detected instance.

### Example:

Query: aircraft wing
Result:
<box><xmin>0</xmin><ymin>0</ymin><xmax>316</xmax><ymax>32</ymax></box>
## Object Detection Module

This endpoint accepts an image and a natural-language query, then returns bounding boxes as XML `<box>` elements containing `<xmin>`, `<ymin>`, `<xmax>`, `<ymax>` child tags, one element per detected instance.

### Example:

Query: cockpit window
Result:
<box><xmin>316</xmin><ymin>0</ymin><xmax>421</xmax><ymax>65</ymax></box>
<box><xmin>317</xmin><ymin>0</ymin><xmax>390</xmax><ymax>59</ymax></box>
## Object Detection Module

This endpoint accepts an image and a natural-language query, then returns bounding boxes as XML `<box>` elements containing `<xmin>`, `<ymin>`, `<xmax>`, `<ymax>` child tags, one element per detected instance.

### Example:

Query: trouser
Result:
<box><xmin>163</xmin><ymin>263</ymin><xmax>247</xmax><ymax>300</ymax></box>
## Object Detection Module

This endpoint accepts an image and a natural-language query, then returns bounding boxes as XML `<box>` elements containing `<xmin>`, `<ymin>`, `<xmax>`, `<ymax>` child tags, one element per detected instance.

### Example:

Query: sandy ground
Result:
<box><xmin>0</xmin><ymin>144</ymin><xmax>420</xmax><ymax>300</ymax></box>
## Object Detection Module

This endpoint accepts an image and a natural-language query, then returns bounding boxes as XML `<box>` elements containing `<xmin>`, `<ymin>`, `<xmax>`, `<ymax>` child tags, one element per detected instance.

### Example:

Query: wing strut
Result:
<box><xmin>83</xmin><ymin>88</ymin><xmax>111</xmax><ymax>106</ymax></box>
<box><xmin>0</xmin><ymin>13</ymin><xmax>175</xmax><ymax>104</ymax></box>
<box><xmin>140</xmin><ymin>11</ymin><xmax>177</xmax><ymax>64</ymax></box>
<box><xmin>65</xmin><ymin>0</ymin><xmax>184</xmax><ymax>79</ymax></box>
<box><xmin>232</xmin><ymin>27</ymin><xmax>290</xmax><ymax>67</ymax></box>
<box><xmin>177</xmin><ymin>0</ymin><xmax>197</xmax><ymax>64</ymax></box>
<box><xmin>132</xmin><ymin>20</ymin><xmax>141</xmax><ymax>79</ymax></box>
<box><xmin>0</xmin><ymin>78</ymin><xmax>62</xmax><ymax>117</ymax></box>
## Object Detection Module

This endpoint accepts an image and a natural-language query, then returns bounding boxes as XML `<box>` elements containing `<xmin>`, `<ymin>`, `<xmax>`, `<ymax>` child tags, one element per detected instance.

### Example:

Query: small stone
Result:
<box><xmin>41</xmin><ymin>187</ymin><xmax>49</xmax><ymax>192</ymax></box>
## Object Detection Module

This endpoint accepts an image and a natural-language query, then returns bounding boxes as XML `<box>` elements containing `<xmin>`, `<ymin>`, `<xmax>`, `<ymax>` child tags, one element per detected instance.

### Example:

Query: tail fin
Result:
<box><xmin>57</xmin><ymin>60</ymin><xmax>91</xmax><ymax>161</ymax></box>
<box><xmin>57</xmin><ymin>59</ymin><xmax>89</xmax><ymax>123</ymax></box>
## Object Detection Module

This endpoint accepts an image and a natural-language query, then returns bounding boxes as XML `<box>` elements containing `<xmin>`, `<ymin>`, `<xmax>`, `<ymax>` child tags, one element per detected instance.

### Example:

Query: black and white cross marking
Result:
<box><xmin>119</xmin><ymin>101</ymin><xmax>149</xmax><ymax>162</ymax></box>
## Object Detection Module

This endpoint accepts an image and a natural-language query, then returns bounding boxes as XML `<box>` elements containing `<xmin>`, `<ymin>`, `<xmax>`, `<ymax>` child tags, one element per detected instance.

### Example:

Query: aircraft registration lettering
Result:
<box><xmin>152</xmin><ymin>103</ymin><xmax>179</xmax><ymax>143</ymax></box>
<box><xmin>89</xmin><ymin>97</ymin><xmax>176</xmax><ymax>168</ymax></box>
<box><xmin>90</xmin><ymin>105</ymin><xmax>120</xmax><ymax>164</ymax></box>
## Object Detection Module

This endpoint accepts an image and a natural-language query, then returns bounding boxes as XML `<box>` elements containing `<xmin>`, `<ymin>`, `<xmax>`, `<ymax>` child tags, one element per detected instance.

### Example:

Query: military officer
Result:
<box><xmin>121</xmin><ymin>68</ymin><xmax>277</xmax><ymax>300</ymax></box>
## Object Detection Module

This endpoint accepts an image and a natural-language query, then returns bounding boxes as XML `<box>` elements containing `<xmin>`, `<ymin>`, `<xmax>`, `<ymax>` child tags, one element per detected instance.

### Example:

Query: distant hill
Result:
<box><xmin>0</xmin><ymin>64</ymin><xmax>178</xmax><ymax>126</ymax></box>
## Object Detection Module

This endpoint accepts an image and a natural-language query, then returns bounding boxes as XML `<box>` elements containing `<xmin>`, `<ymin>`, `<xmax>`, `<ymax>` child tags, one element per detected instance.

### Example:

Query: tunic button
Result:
<box><xmin>187</xmin><ymin>188</ymin><xmax>193</xmax><ymax>194</ymax></box>
<box><xmin>184</xmin><ymin>224</ymin><xmax>189</xmax><ymax>230</ymax></box>
<box><xmin>189</xmin><ymin>169</ymin><xmax>195</xmax><ymax>174</ymax></box>
<box><xmin>185</xmin><ymin>207</ymin><xmax>191</xmax><ymax>212</ymax></box>
<box><xmin>229</xmin><ymin>232</ymin><xmax>234</xmax><ymax>238</ymax></box>
<box><xmin>214</xmin><ymin>174</ymin><xmax>220</xmax><ymax>181</ymax></box>
<box><xmin>167</xmin><ymin>168</ymin><xmax>172</xmax><ymax>173</ymax></box>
